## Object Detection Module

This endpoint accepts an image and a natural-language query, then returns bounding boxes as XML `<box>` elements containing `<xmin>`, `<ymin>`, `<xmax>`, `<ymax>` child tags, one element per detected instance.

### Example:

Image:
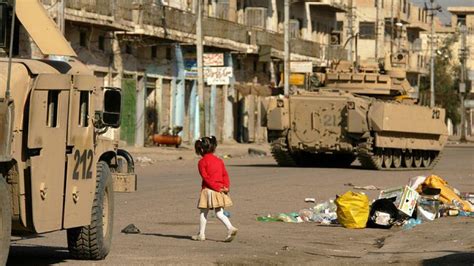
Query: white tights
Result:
<box><xmin>199</xmin><ymin>208</ymin><xmax>234</xmax><ymax>237</ymax></box>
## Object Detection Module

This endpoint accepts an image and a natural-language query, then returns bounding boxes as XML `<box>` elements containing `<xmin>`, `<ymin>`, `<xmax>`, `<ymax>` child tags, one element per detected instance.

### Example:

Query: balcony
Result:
<box><xmin>295</xmin><ymin>0</ymin><xmax>347</xmax><ymax>12</ymax></box>
<box><xmin>48</xmin><ymin>1</ymin><xmax>325</xmax><ymax>60</ymax></box>
<box><xmin>63</xmin><ymin>0</ymin><xmax>134</xmax><ymax>30</ymax></box>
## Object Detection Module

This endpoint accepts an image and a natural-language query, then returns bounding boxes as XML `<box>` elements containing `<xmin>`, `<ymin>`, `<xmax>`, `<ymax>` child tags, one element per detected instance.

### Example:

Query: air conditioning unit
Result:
<box><xmin>330</xmin><ymin>32</ymin><xmax>341</xmax><ymax>46</ymax></box>
<box><xmin>245</xmin><ymin>7</ymin><xmax>267</xmax><ymax>29</ymax></box>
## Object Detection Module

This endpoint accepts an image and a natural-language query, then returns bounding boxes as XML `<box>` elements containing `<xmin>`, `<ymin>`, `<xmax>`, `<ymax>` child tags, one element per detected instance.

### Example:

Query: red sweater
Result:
<box><xmin>198</xmin><ymin>153</ymin><xmax>230</xmax><ymax>192</ymax></box>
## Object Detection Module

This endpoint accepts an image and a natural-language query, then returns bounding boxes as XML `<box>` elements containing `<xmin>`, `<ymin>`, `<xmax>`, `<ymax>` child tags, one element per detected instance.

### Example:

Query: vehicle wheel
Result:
<box><xmin>403</xmin><ymin>150</ymin><xmax>413</xmax><ymax>168</ymax></box>
<box><xmin>0</xmin><ymin>177</ymin><xmax>11</xmax><ymax>265</ymax></box>
<box><xmin>413</xmin><ymin>150</ymin><xmax>422</xmax><ymax>168</ymax></box>
<box><xmin>392</xmin><ymin>149</ymin><xmax>402</xmax><ymax>168</ymax></box>
<box><xmin>421</xmin><ymin>151</ymin><xmax>431</xmax><ymax>167</ymax></box>
<box><xmin>373</xmin><ymin>148</ymin><xmax>383</xmax><ymax>168</ymax></box>
<box><xmin>67</xmin><ymin>161</ymin><xmax>114</xmax><ymax>260</ymax></box>
<box><xmin>382</xmin><ymin>149</ymin><xmax>393</xmax><ymax>169</ymax></box>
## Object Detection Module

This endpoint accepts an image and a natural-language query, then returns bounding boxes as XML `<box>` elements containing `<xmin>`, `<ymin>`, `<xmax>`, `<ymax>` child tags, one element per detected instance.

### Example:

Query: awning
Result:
<box><xmin>16</xmin><ymin>0</ymin><xmax>76</xmax><ymax>57</ymax></box>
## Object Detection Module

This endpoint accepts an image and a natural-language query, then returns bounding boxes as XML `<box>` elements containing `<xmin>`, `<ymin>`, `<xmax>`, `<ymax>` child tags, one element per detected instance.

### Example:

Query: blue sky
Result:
<box><xmin>411</xmin><ymin>0</ymin><xmax>474</xmax><ymax>24</ymax></box>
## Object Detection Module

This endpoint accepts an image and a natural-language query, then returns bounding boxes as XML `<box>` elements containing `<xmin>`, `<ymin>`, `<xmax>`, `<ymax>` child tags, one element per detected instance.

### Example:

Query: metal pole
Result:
<box><xmin>196</xmin><ymin>0</ymin><xmax>205</xmax><ymax>136</ymax></box>
<box><xmin>57</xmin><ymin>0</ymin><xmax>65</xmax><ymax>34</ymax></box>
<box><xmin>390</xmin><ymin>0</ymin><xmax>394</xmax><ymax>55</ymax></box>
<box><xmin>6</xmin><ymin>0</ymin><xmax>16</xmax><ymax>100</ymax></box>
<box><xmin>429</xmin><ymin>3</ymin><xmax>435</xmax><ymax>108</ymax></box>
<box><xmin>284</xmin><ymin>0</ymin><xmax>290</xmax><ymax>97</ymax></box>
<box><xmin>347</xmin><ymin>0</ymin><xmax>353</xmax><ymax>62</ymax></box>
<box><xmin>460</xmin><ymin>25</ymin><xmax>467</xmax><ymax>142</ymax></box>
<box><xmin>375</xmin><ymin>0</ymin><xmax>379</xmax><ymax>59</ymax></box>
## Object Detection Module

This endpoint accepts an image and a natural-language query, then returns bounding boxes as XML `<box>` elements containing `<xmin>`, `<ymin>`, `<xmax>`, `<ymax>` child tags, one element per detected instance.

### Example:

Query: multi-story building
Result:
<box><xmin>447</xmin><ymin>6</ymin><xmax>474</xmax><ymax>136</ymax></box>
<box><xmin>336</xmin><ymin>0</ymin><xmax>430</xmax><ymax>95</ymax></box>
<box><xmin>10</xmin><ymin>0</ymin><xmax>348</xmax><ymax>147</ymax></box>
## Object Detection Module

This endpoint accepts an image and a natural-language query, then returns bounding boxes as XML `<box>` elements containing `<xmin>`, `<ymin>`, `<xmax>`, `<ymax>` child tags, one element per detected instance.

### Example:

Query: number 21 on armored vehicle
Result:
<box><xmin>0</xmin><ymin>0</ymin><xmax>136</xmax><ymax>263</ymax></box>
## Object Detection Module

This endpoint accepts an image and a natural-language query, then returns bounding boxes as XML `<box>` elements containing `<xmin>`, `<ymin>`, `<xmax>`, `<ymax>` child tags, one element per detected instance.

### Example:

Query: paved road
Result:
<box><xmin>7</xmin><ymin>146</ymin><xmax>474</xmax><ymax>265</ymax></box>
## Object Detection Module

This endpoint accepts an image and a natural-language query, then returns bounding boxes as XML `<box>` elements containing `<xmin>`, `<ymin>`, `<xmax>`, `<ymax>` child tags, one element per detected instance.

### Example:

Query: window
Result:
<box><xmin>80</xmin><ymin>31</ymin><xmax>87</xmax><ymax>47</ymax></box>
<box><xmin>0</xmin><ymin>4</ymin><xmax>7</xmax><ymax>48</ymax></box>
<box><xmin>151</xmin><ymin>46</ymin><xmax>157</xmax><ymax>59</ymax></box>
<box><xmin>359</xmin><ymin>22</ymin><xmax>376</xmax><ymax>39</ymax></box>
<box><xmin>79</xmin><ymin>91</ymin><xmax>89</xmax><ymax>127</ymax></box>
<box><xmin>98</xmin><ymin>35</ymin><xmax>105</xmax><ymax>51</ymax></box>
<box><xmin>125</xmin><ymin>44</ymin><xmax>132</xmax><ymax>54</ymax></box>
<box><xmin>336</xmin><ymin>21</ymin><xmax>343</xmax><ymax>31</ymax></box>
<box><xmin>166</xmin><ymin>47</ymin><xmax>172</xmax><ymax>60</ymax></box>
<box><xmin>457</xmin><ymin>15</ymin><xmax>466</xmax><ymax>26</ymax></box>
<box><xmin>47</xmin><ymin>91</ymin><xmax>59</xmax><ymax>128</ymax></box>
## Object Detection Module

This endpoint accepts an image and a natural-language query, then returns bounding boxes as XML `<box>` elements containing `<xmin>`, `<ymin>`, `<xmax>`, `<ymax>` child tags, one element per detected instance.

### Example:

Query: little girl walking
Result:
<box><xmin>192</xmin><ymin>136</ymin><xmax>238</xmax><ymax>242</ymax></box>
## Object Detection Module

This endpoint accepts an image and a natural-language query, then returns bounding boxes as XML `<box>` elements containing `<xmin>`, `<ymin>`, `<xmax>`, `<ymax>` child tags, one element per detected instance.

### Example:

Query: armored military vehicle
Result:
<box><xmin>0</xmin><ymin>0</ymin><xmax>136</xmax><ymax>263</ymax></box>
<box><xmin>265</xmin><ymin>53</ymin><xmax>448</xmax><ymax>170</ymax></box>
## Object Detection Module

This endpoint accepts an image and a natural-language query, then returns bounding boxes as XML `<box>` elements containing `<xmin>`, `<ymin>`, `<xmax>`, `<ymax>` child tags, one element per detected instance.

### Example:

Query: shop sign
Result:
<box><xmin>203</xmin><ymin>53</ymin><xmax>224</xmax><ymax>66</ymax></box>
<box><xmin>204</xmin><ymin>67</ymin><xmax>233</xmax><ymax>85</ymax></box>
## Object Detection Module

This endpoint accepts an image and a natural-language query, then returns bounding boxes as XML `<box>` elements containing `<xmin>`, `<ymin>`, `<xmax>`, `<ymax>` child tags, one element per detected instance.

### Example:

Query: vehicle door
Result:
<box><xmin>63</xmin><ymin>75</ymin><xmax>97</xmax><ymax>228</ymax></box>
<box><xmin>27</xmin><ymin>73</ymin><xmax>71</xmax><ymax>233</ymax></box>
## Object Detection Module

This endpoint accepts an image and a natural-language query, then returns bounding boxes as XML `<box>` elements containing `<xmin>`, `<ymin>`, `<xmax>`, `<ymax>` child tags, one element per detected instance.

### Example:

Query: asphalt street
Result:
<box><xmin>7</xmin><ymin>146</ymin><xmax>474</xmax><ymax>265</ymax></box>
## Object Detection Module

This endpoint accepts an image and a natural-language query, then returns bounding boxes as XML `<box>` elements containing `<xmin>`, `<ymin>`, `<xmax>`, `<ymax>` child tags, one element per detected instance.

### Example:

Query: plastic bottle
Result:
<box><xmin>402</xmin><ymin>218</ymin><xmax>422</xmax><ymax>230</ymax></box>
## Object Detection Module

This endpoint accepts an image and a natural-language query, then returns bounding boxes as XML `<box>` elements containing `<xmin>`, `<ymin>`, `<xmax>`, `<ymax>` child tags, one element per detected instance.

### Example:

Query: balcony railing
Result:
<box><xmin>61</xmin><ymin>2</ymin><xmax>326</xmax><ymax>59</ymax></box>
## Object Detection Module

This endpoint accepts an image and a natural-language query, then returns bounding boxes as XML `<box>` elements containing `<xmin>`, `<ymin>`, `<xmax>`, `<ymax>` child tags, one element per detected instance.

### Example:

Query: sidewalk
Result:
<box><xmin>123</xmin><ymin>142</ymin><xmax>271</xmax><ymax>165</ymax></box>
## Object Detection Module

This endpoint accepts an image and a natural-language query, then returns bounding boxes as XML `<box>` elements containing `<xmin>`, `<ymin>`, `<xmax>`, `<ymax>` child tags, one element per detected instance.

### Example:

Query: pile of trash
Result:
<box><xmin>257</xmin><ymin>175</ymin><xmax>474</xmax><ymax>230</ymax></box>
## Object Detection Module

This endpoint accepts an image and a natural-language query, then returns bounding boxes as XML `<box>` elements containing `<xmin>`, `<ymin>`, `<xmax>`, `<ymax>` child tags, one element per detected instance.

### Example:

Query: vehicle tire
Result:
<box><xmin>67</xmin><ymin>161</ymin><xmax>114</xmax><ymax>260</ymax></box>
<box><xmin>0</xmin><ymin>177</ymin><xmax>11</xmax><ymax>265</ymax></box>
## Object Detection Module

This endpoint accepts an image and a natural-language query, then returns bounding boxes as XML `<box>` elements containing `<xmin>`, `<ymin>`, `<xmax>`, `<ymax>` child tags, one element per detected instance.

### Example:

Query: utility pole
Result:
<box><xmin>390</xmin><ymin>0</ymin><xmax>394</xmax><ymax>55</ymax></box>
<box><xmin>375</xmin><ymin>0</ymin><xmax>379</xmax><ymax>59</ymax></box>
<box><xmin>347</xmin><ymin>0</ymin><xmax>353</xmax><ymax>62</ymax></box>
<box><xmin>459</xmin><ymin>25</ymin><xmax>468</xmax><ymax>142</ymax></box>
<box><xmin>425</xmin><ymin>0</ymin><xmax>441</xmax><ymax>108</ymax></box>
<box><xmin>196</xmin><ymin>0</ymin><xmax>205</xmax><ymax>136</ymax></box>
<box><xmin>57</xmin><ymin>0</ymin><xmax>65</xmax><ymax>34</ymax></box>
<box><xmin>284</xmin><ymin>0</ymin><xmax>290</xmax><ymax>97</ymax></box>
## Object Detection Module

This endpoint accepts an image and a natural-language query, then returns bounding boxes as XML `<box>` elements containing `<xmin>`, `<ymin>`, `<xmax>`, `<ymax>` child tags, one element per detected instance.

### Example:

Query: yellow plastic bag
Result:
<box><xmin>418</xmin><ymin>175</ymin><xmax>473</xmax><ymax>212</ymax></box>
<box><xmin>335</xmin><ymin>191</ymin><xmax>370</xmax><ymax>229</ymax></box>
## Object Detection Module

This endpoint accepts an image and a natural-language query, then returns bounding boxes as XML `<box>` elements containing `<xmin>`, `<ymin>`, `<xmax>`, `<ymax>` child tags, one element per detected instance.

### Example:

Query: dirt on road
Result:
<box><xmin>7</xmin><ymin>146</ymin><xmax>474</xmax><ymax>265</ymax></box>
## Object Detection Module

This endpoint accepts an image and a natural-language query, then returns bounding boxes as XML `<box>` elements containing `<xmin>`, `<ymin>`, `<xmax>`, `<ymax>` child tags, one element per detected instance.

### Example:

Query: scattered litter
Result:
<box><xmin>178</xmin><ymin>156</ymin><xmax>183</xmax><ymax>160</ymax></box>
<box><xmin>281</xmin><ymin>246</ymin><xmax>290</xmax><ymax>251</ymax></box>
<box><xmin>460</xmin><ymin>192</ymin><xmax>474</xmax><ymax>205</ymax></box>
<box><xmin>336</xmin><ymin>191</ymin><xmax>369</xmax><ymax>229</ymax></box>
<box><xmin>248</xmin><ymin>148</ymin><xmax>267</xmax><ymax>157</ymax></box>
<box><xmin>257</xmin><ymin>174</ymin><xmax>473</xmax><ymax>230</ymax></box>
<box><xmin>344</xmin><ymin>183</ymin><xmax>381</xmax><ymax>190</ymax></box>
<box><xmin>135</xmin><ymin>156</ymin><xmax>153</xmax><ymax>164</ymax></box>
<box><xmin>402</xmin><ymin>218</ymin><xmax>422</xmax><ymax>230</ymax></box>
<box><xmin>121</xmin><ymin>224</ymin><xmax>141</xmax><ymax>234</ymax></box>
<box><xmin>367</xmin><ymin>199</ymin><xmax>400</xmax><ymax>229</ymax></box>
<box><xmin>418</xmin><ymin>175</ymin><xmax>473</xmax><ymax>212</ymax></box>
<box><xmin>223</xmin><ymin>154</ymin><xmax>232</xmax><ymax>159</ymax></box>
<box><xmin>379</xmin><ymin>186</ymin><xmax>419</xmax><ymax>217</ymax></box>
<box><xmin>353</xmin><ymin>185</ymin><xmax>381</xmax><ymax>190</ymax></box>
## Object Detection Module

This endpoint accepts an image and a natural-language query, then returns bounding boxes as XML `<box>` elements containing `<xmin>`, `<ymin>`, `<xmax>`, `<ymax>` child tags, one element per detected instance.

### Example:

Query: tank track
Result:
<box><xmin>356</xmin><ymin>138</ymin><xmax>442</xmax><ymax>171</ymax></box>
<box><xmin>270</xmin><ymin>137</ymin><xmax>297</xmax><ymax>167</ymax></box>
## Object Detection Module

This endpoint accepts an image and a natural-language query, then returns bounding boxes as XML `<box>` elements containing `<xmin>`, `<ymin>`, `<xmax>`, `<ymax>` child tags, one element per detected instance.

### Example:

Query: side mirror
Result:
<box><xmin>100</xmin><ymin>87</ymin><xmax>121</xmax><ymax>128</ymax></box>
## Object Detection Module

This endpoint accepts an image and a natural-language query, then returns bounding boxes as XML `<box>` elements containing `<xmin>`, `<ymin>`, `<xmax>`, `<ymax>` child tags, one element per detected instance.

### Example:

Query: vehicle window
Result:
<box><xmin>79</xmin><ymin>91</ymin><xmax>89</xmax><ymax>127</ymax></box>
<box><xmin>47</xmin><ymin>90</ymin><xmax>59</xmax><ymax>128</ymax></box>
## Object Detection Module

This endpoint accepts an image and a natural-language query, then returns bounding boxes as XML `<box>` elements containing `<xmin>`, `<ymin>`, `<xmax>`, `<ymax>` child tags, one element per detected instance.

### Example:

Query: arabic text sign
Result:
<box><xmin>204</xmin><ymin>67</ymin><xmax>233</xmax><ymax>85</ymax></box>
<box><xmin>203</xmin><ymin>53</ymin><xmax>224</xmax><ymax>66</ymax></box>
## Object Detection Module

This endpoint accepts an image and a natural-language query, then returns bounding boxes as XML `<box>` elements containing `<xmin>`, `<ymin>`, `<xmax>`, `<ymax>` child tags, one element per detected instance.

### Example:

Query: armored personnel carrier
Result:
<box><xmin>265</xmin><ymin>53</ymin><xmax>448</xmax><ymax>170</ymax></box>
